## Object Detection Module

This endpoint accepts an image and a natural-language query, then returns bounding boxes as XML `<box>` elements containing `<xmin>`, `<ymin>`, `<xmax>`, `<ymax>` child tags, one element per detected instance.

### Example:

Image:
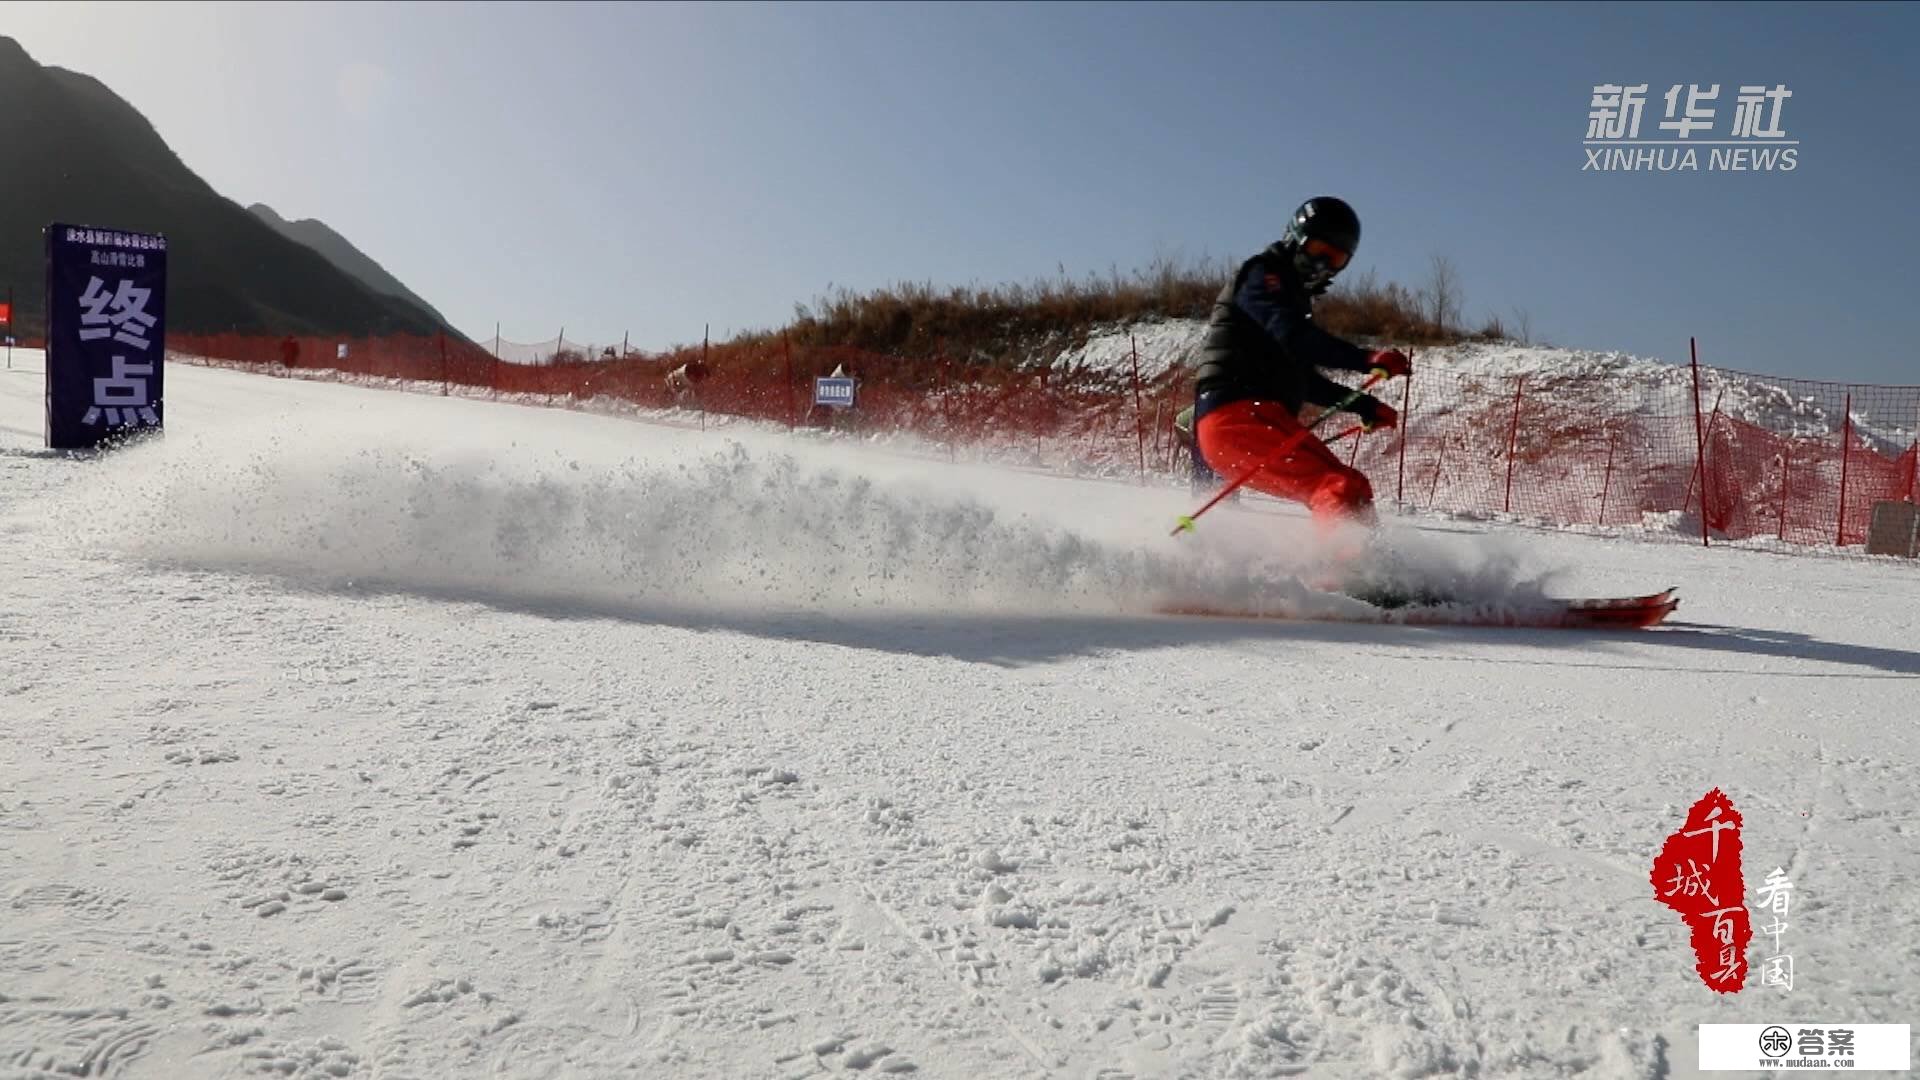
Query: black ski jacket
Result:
<box><xmin>1193</xmin><ymin>245</ymin><xmax>1376</xmax><ymax>421</ymax></box>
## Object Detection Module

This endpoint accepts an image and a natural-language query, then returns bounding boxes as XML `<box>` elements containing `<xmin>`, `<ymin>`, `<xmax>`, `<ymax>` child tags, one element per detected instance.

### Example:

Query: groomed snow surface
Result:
<box><xmin>2</xmin><ymin>352</ymin><xmax>1916</xmax><ymax>1079</ymax></box>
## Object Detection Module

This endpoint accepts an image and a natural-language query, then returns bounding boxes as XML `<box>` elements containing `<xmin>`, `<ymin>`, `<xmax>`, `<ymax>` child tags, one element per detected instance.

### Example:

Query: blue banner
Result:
<box><xmin>45</xmin><ymin>223</ymin><xmax>168</xmax><ymax>450</ymax></box>
<box><xmin>814</xmin><ymin>376</ymin><xmax>855</xmax><ymax>408</ymax></box>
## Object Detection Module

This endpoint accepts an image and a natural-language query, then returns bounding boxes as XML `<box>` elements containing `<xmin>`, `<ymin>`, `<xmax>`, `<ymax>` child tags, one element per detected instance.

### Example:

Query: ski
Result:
<box><xmin>1395</xmin><ymin>588</ymin><xmax>1679</xmax><ymax>630</ymax></box>
<box><xmin>1156</xmin><ymin>588</ymin><xmax>1680</xmax><ymax>631</ymax></box>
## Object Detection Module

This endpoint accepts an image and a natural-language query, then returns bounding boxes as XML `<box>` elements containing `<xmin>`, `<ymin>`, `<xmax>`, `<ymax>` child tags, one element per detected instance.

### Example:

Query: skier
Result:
<box><xmin>1187</xmin><ymin>196</ymin><xmax>1410</xmax><ymax>527</ymax></box>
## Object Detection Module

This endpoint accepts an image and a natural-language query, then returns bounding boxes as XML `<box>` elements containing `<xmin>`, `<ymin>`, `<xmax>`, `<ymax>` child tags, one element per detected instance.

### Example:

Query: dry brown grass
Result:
<box><xmin>722</xmin><ymin>256</ymin><xmax>1226</xmax><ymax>362</ymax></box>
<box><xmin>698</xmin><ymin>253</ymin><xmax>1512</xmax><ymax>375</ymax></box>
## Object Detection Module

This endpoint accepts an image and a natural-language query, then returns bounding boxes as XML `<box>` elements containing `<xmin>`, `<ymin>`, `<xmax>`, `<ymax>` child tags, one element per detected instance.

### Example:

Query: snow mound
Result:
<box><xmin>1064</xmin><ymin>323</ymin><xmax>1917</xmax><ymax>453</ymax></box>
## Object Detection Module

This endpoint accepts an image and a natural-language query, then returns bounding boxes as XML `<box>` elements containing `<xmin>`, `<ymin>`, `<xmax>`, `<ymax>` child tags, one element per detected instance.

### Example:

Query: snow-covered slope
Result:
<box><xmin>1055</xmin><ymin>321</ymin><xmax>1917</xmax><ymax>452</ymax></box>
<box><xmin>3</xmin><ymin>353</ymin><xmax>1917</xmax><ymax>1078</ymax></box>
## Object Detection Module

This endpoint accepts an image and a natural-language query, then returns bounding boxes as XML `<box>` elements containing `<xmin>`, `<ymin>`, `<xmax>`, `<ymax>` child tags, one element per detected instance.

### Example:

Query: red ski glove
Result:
<box><xmin>1353</xmin><ymin>396</ymin><xmax>1398</xmax><ymax>431</ymax></box>
<box><xmin>1368</xmin><ymin>349</ymin><xmax>1412</xmax><ymax>378</ymax></box>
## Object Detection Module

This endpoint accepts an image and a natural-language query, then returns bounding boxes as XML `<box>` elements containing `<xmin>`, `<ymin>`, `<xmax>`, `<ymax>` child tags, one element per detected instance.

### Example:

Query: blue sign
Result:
<box><xmin>45</xmin><ymin>223</ymin><xmax>168</xmax><ymax>449</ymax></box>
<box><xmin>814</xmin><ymin>376</ymin><xmax>856</xmax><ymax>408</ymax></box>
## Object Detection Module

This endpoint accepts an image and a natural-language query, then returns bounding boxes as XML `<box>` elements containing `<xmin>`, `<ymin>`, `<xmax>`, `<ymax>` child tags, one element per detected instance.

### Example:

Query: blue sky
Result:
<box><xmin>6</xmin><ymin>1</ymin><xmax>1916</xmax><ymax>381</ymax></box>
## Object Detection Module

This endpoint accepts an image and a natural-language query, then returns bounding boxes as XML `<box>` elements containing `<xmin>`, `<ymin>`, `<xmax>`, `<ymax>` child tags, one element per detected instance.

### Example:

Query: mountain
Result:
<box><xmin>0</xmin><ymin>35</ymin><xmax>446</xmax><ymax>337</ymax></box>
<box><xmin>248</xmin><ymin>203</ymin><xmax>453</xmax><ymax>329</ymax></box>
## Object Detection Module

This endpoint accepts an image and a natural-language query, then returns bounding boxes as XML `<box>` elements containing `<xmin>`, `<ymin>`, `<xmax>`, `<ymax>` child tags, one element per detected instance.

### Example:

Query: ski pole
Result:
<box><xmin>1322</xmin><ymin>423</ymin><xmax>1367</xmax><ymax>447</ymax></box>
<box><xmin>1171</xmin><ymin>369</ymin><xmax>1390</xmax><ymax>537</ymax></box>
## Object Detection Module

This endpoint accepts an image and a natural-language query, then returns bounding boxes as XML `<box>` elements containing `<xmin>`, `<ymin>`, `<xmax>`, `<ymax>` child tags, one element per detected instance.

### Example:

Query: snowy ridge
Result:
<box><xmin>1047</xmin><ymin>319</ymin><xmax>1210</xmax><ymax>383</ymax></box>
<box><xmin>1054</xmin><ymin>321</ymin><xmax>1916</xmax><ymax>452</ymax></box>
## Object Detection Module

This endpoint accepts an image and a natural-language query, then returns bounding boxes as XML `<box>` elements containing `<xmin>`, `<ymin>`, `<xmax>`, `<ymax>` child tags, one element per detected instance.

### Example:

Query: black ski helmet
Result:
<box><xmin>1281</xmin><ymin>196</ymin><xmax>1361</xmax><ymax>290</ymax></box>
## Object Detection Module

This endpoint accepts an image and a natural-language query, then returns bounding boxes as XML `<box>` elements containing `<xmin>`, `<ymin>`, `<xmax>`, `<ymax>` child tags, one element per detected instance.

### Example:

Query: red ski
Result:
<box><xmin>1157</xmin><ymin>588</ymin><xmax>1679</xmax><ymax>631</ymax></box>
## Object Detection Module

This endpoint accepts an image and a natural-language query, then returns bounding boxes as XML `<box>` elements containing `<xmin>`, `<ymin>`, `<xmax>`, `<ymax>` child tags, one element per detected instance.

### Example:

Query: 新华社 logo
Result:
<box><xmin>1583</xmin><ymin>83</ymin><xmax>1797</xmax><ymax>172</ymax></box>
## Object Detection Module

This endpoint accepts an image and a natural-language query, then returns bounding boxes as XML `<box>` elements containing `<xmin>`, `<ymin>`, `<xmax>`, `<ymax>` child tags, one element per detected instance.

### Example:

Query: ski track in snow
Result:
<box><xmin>2</xmin><ymin>353</ymin><xmax>1918</xmax><ymax>1079</ymax></box>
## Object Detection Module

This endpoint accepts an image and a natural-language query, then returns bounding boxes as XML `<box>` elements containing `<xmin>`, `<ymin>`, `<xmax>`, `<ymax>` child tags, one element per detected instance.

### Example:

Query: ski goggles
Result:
<box><xmin>1302</xmin><ymin>237</ymin><xmax>1352</xmax><ymax>271</ymax></box>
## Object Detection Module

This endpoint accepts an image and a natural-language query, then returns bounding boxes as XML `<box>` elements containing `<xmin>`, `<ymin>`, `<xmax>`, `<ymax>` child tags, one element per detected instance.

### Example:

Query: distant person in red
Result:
<box><xmin>1191</xmin><ymin>197</ymin><xmax>1410</xmax><ymax>527</ymax></box>
<box><xmin>279</xmin><ymin>335</ymin><xmax>299</xmax><ymax>368</ymax></box>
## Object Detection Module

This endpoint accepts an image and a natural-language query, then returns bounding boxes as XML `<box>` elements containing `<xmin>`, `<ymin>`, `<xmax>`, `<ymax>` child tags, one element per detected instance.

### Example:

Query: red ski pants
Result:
<box><xmin>1196</xmin><ymin>400</ymin><xmax>1374</xmax><ymax>525</ymax></box>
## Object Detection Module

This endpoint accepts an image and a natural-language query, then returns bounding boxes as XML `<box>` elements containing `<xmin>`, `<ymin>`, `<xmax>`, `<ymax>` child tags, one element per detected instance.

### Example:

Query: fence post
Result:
<box><xmin>940</xmin><ymin>353</ymin><xmax>955</xmax><ymax>461</ymax></box>
<box><xmin>700</xmin><ymin>324</ymin><xmax>709</xmax><ymax>432</ymax></box>
<box><xmin>438</xmin><ymin>330</ymin><xmax>449</xmax><ymax>395</ymax></box>
<box><xmin>1116</xmin><ymin>336</ymin><xmax>1139</xmax><ymax>481</ymax></box>
<box><xmin>1836</xmin><ymin>392</ymin><xmax>1853</xmax><ymax>547</ymax></box>
<box><xmin>1030</xmin><ymin>369</ymin><xmax>1044</xmax><ymax>461</ymax></box>
<box><xmin>1427</xmin><ymin>435</ymin><xmax>1449</xmax><ymax>510</ymax></box>
<box><xmin>1598</xmin><ymin>425</ymin><xmax>1616</xmax><ymax>525</ymax></box>
<box><xmin>783</xmin><ymin>333</ymin><xmax>795</xmax><ymax>432</ymax></box>
<box><xmin>1395</xmin><ymin>355</ymin><xmax>1412</xmax><ymax>504</ymax></box>
<box><xmin>1688</xmin><ymin>337</ymin><xmax>1709</xmax><ymax>547</ymax></box>
<box><xmin>1503</xmin><ymin>374</ymin><xmax>1525</xmax><ymax>514</ymax></box>
<box><xmin>1910</xmin><ymin>435</ymin><xmax>1919</xmax><ymax>502</ymax></box>
<box><xmin>1910</xmin><ymin>400</ymin><xmax>1920</xmax><ymax>501</ymax></box>
<box><xmin>1778</xmin><ymin>446</ymin><xmax>1791</xmax><ymax>541</ymax></box>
